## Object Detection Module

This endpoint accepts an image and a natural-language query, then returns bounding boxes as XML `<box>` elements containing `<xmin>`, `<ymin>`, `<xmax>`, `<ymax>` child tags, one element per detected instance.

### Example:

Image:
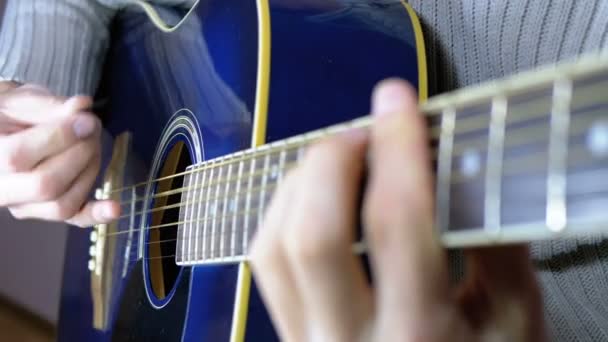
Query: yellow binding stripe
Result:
<box><xmin>401</xmin><ymin>1</ymin><xmax>428</xmax><ymax>102</ymax></box>
<box><xmin>230</xmin><ymin>0</ymin><xmax>271</xmax><ymax>341</ymax></box>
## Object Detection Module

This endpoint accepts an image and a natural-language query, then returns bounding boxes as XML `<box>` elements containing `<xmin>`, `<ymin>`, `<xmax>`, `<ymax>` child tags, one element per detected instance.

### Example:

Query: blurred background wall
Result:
<box><xmin>0</xmin><ymin>210</ymin><xmax>67</xmax><ymax>324</ymax></box>
<box><xmin>0</xmin><ymin>0</ymin><xmax>68</xmax><ymax>327</ymax></box>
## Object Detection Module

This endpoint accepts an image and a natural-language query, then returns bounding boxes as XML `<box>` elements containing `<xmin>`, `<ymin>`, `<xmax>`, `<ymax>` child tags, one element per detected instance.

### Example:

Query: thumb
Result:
<box><xmin>0</xmin><ymin>84</ymin><xmax>92</xmax><ymax>125</ymax></box>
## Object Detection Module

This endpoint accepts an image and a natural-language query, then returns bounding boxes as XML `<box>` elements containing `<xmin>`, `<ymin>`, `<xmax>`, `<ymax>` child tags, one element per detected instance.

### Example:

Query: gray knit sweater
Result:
<box><xmin>1</xmin><ymin>0</ymin><xmax>608</xmax><ymax>340</ymax></box>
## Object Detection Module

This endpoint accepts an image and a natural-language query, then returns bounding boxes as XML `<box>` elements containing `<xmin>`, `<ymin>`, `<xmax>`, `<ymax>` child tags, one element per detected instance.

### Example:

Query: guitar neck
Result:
<box><xmin>176</xmin><ymin>53</ymin><xmax>608</xmax><ymax>266</ymax></box>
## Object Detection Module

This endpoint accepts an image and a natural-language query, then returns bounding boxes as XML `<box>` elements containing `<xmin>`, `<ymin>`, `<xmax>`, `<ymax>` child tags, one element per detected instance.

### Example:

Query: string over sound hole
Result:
<box><xmin>147</xmin><ymin>141</ymin><xmax>191</xmax><ymax>301</ymax></box>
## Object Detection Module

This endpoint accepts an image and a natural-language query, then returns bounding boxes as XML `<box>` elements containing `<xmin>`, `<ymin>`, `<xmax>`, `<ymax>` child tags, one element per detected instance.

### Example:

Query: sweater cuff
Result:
<box><xmin>0</xmin><ymin>0</ymin><xmax>115</xmax><ymax>96</ymax></box>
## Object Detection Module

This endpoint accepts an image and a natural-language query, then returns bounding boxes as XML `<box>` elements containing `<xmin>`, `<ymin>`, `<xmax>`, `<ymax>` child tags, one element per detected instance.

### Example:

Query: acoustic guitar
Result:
<box><xmin>57</xmin><ymin>1</ymin><xmax>608</xmax><ymax>341</ymax></box>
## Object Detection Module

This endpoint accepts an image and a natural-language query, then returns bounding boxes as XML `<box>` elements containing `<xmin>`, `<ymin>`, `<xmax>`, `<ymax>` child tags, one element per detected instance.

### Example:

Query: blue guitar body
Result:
<box><xmin>57</xmin><ymin>1</ymin><xmax>426</xmax><ymax>340</ymax></box>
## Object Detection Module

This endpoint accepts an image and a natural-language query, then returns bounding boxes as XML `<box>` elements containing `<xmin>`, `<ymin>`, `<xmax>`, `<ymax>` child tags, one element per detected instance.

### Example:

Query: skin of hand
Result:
<box><xmin>0</xmin><ymin>82</ymin><xmax>120</xmax><ymax>227</ymax></box>
<box><xmin>250</xmin><ymin>79</ymin><xmax>546</xmax><ymax>342</ymax></box>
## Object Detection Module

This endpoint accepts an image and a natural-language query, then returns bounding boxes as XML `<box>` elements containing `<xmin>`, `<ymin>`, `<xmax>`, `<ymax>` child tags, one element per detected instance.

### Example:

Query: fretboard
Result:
<box><xmin>176</xmin><ymin>53</ymin><xmax>608</xmax><ymax>266</ymax></box>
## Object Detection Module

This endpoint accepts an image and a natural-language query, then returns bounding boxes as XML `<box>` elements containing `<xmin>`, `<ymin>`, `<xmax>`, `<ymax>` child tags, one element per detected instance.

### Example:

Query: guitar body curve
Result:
<box><xmin>57</xmin><ymin>1</ymin><xmax>425</xmax><ymax>341</ymax></box>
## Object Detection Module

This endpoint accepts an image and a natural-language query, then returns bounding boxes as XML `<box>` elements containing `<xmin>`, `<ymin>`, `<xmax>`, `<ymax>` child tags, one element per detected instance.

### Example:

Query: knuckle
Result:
<box><xmin>363</xmin><ymin>188</ymin><xmax>398</xmax><ymax>247</ymax></box>
<box><xmin>249</xmin><ymin>241</ymin><xmax>273</xmax><ymax>268</ymax></box>
<box><xmin>284</xmin><ymin>185</ymin><xmax>352</xmax><ymax>263</ymax></box>
<box><xmin>3</xmin><ymin>151</ymin><xmax>23</xmax><ymax>172</ymax></box>
<box><xmin>303</xmin><ymin>141</ymin><xmax>330</xmax><ymax>163</ymax></box>
<box><xmin>0</xmin><ymin>140</ymin><xmax>26</xmax><ymax>172</ymax></box>
<box><xmin>363</xmin><ymin>180</ymin><xmax>433</xmax><ymax>248</ymax></box>
<box><xmin>286</xmin><ymin>219</ymin><xmax>344</xmax><ymax>262</ymax></box>
<box><xmin>250</xmin><ymin>232</ymin><xmax>281</xmax><ymax>270</ymax></box>
<box><xmin>305</xmin><ymin>138</ymin><xmax>349</xmax><ymax>163</ymax></box>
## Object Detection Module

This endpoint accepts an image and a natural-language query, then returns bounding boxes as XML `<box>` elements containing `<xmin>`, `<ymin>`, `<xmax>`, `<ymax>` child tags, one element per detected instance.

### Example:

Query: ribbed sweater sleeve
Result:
<box><xmin>407</xmin><ymin>0</ymin><xmax>608</xmax><ymax>94</ymax></box>
<box><xmin>0</xmin><ymin>0</ymin><xmax>116</xmax><ymax>96</ymax></box>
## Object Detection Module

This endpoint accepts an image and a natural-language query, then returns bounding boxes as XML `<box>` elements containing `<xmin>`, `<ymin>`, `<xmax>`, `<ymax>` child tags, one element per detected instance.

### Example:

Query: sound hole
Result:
<box><xmin>148</xmin><ymin>141</ymin><xmax>191</xmax><ymax>301</ymax></box>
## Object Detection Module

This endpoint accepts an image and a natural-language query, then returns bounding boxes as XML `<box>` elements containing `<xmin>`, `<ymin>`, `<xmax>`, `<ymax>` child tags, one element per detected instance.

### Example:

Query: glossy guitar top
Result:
<box><xmin>57</xmin><ymin>1</ymin><xmax>425</xmax><ymax>341</ymax></box>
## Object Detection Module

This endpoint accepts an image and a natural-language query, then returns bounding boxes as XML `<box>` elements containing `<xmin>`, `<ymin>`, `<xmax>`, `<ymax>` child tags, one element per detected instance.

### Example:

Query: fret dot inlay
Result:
<box><xmin>459</xmin><ymin>148</ymin><xmax>481</xmax><ymax>178</ymax></box>
<box><xmin>270</xmin><ymin>164</ymin><xmax>279</xmax><ymax>179</ymax></box>
<box><xmin>587</xmin><ymin>120</ymin><xmax>608</xmax><ymax>158</ymax></box>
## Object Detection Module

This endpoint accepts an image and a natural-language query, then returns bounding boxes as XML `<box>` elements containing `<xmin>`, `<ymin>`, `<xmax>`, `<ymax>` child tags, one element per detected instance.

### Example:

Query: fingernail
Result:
<box><xmin>102</xmin><ymin>203</ymin><xmax>118</xmax><ymax>220</ymax></box>
<box><xmin>73</xmin><ymin>116</ymin><xmax>96</xmax><ymax>139</ymax></box>
<box><xmin>372</xmin><ymin>80</ymin><xmax>416</xmax><ymax>117</ymax></box>
<box><xmin>94</xmin><ymin>202</ymin><xmax>118</xmax><ymax>221</ymax></box>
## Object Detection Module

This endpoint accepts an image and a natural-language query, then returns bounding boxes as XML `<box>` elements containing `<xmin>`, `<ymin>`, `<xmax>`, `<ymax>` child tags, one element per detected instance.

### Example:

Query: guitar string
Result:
<box><xmin>107</xmin><ymin>112</ymin><xmax>604</xmax><ymax>224</ymax></box>
<box><xmin>119</xmin><ymin>158</ymin><xmax>608</xmax><ymax>263</ymax></box>
<box><xmin>98</xmin><ymin>140</ymin><xmax>604</xmax><ymax>241</ymax></box>
<box><xmin>126</xmin><ymin>197</ymin><xmax>608</xmax><ymax>264</ymax></box>
<box><xmin>120</xmin><ymin>152</ymin><xmax>608</xmax><ymax>263</ymax></box>
<box><xmin>127</xmin><ymin>203</ymin><xmax>608</xmax><ymax>264</ymax></box>
<box><xmin>106</xmin><ymin>81</ymin><xmax>608</xmax><ymax>198</ymax></box>
<box><xmin>125</xmin><ymin>239</ymin><xmax>369</xmax><ymax>262</ymax></box>
<box><xmin>108</xmin><ymin>99</ymin><xmax>603</xmax><ymax>200</ymax></box>
<box><xmin>127</xmin><ymin>153</ymin><xmax>608</xmax><ymax>253</ymax></box>
<box><xmin>107</xmin><ymin>139</ymin><xmax>603</xmax><ymax>242</ymax></box>
<box><xmin>123</xmin><ymin>169</ymin><xmax>608</xmax><ymax>264</ymax></box>
<box><xmin>114</xmin><ymin>105</ymin><xmax>605</xmax><ymax>209</ymax></box>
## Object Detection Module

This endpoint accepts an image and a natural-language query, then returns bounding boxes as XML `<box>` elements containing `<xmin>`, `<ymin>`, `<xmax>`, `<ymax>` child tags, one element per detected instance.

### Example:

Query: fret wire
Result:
<box><xmin>129</xmin><ymin>236</ymin><xmax>372</xmax><ymax>263</ymax></box>
<box><xmin>428</xmin><ymin>79</ymin><xmax>608</xmax><ymax>139</ymax></box>
<box><xmin>123</xmin><ymin>179</ymin><xmax>283</xmax><ymax>220</ymax></box>
<box><xmin>182</xmin><ymin>171</ymin><xmax>194</xmax><ymax>263</ymax></box>
<box><xmin>120</xmin><ymin>126</ymin><xmax>605</xmax><ymax>227</ymax></box>
<box><xmin>436</xmin><ymin>108</ymin><xmax>456</xmax><ymax>234</ymax></box>
<box><xmin>134</xmin><ymin>165</ymin><xmax>608</xmax><ymax>253</ymax></box>
<box><xmin>142</xmin><ymin>228</ymin><xmax>365</xmax><ymax>251</ymax></box>
<box><xmin>232</xmin><ymin>160</ymin><xmax>244</xmax><ymax>257</ymax></box>
<box><xmin>445</xmin><ymin>104</ymin><xmax>607</xmax><ymax>157</ymax></box>
<box><xmin>484</xmin><ymin>96</ymin><xmax>508</xmax><ymax>236</ymax></box>
<box><xmin>297</xmin><ymin>145</ymin><xmax>306</xmax><ymax>161</ymax></box>
<box><xmin>220</xmin><ymin>163</ymin><xmax>233</xmax><ymax>258</ymax></box>
<box><xmin>192</xmin><ymin>166</ymin><xmax>203</xmax><ymax>263</ymax></box>
<box><xmin>117</xmin><ymin>120</ymin><xmax>605</xmax><ymax>227</ymax></box>
<box><xmin>278</xmin><ymin>144</ymin><xmax>287</xmax><ymax>182</ymax></box>
<box><xmin>102</xmin><ymin>142</ymin><xmax>608</xmax><ymax>242</ymax></box>
<box><xmin>193</xmin><ymin>167</ymin><xmax>206</xmax><ymax>261</ymax></box>
<box><xmin>124</xmin><ymin>186</ymin><xmax>137</xmax><ymax>277</ymax></box>
<box><xmin>546</xmin><ymin>78</ymin><xmax>573</xmax><ymax>232</ymax></box>
<box><xmin>118</xmin><ymin>148</ymin><xmax>301</xmax><ymax>207</ymax></box>
<box><xmin>146</xmin><ymin>165</ymin><xmax>608</xmax><ymax>261</ymax></box>
<box><xmin>202</xmin><ymin>166</ymin><xmax>215</xmax><ymax>259</ymax></box>
<box><xmin>243</xmin><ymin>158</ymin><xmax>256</xmax><ymax>253</ymax></box>
<box><xmin>108</xmin><ymin>134</ymin><xmax>315</xmax><ymax>195</ymax></box>
<box><xmin>453</xmin><ymin>142</ymin><xmax>591</xmax><ymax>184</ymax></box>
<box><xmin>255</xmin><ymin>153</ymin><xmax>271</xmax><ymax>253</ymax></box>
<box><xmin>187</xmin><ymin>168</ymin><xmax>196</xmax><ymax>262</ymax></box>
<box><xmin>211</xmin><ymin>164</ymin><xmax>224</xmax><ymax>258</ymax></box>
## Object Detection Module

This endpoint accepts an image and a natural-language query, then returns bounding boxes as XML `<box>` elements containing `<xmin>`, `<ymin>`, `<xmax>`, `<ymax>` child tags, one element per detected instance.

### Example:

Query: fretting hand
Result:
<box><xmin>0</xmin><ymin>82</ymin><xmax>120</xmax><ymax>227</ymax></box>
<box><xmin>250</xmin><ymin>79</ymin><xmax>546</xmax><ymax>341</ymax></box>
